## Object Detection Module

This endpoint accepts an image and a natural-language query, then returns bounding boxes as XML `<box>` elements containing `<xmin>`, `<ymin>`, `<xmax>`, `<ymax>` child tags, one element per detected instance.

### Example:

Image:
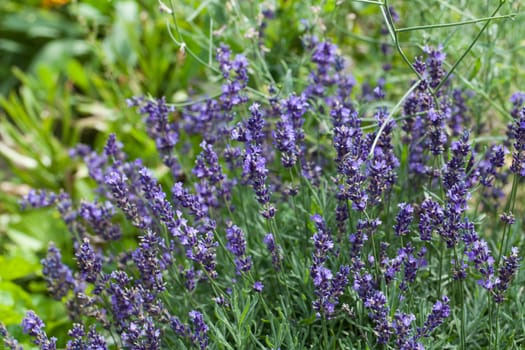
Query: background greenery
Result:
<box><xmin>1</xmin><ymin>0</ymin><xmax>524</xmax><ymax>348</ymax></box>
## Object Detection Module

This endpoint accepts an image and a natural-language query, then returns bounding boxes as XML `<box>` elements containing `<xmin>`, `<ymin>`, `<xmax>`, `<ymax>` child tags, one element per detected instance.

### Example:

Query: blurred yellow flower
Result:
<box><xmin>42</xmin><ymin>0</ymin><xmax>70</xmax><ymax>8</ymax></box>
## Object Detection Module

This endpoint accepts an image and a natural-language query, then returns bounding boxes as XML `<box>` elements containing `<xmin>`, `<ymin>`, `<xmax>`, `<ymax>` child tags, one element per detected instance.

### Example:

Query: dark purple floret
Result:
<box><xmin>442</xmin><ymin>130</ymin><xmax>471</xmax><ymax>190</ymax></box>
<box><xmin>67</xmin><ymin>324</ymin><xmax>85</xmax><ymax>350</ymax></box>
<box><xmin>106</xmin><ymin>271</ymin><xmax>142</xmax><ymax>326</ymax></box>
<box><xmin>132</xmin><ymin>231</ymin><xmax>166</xmax><ymax>293</ymax></box>
<box><xmin>364</xmin><ymin>290</ymin><xmax>392</xmax><ymax>344</ymax></box>
<box><xmin>418</xmin><ymin>198</ymin><xmax>443</xmax><ymax>241</ymax></box>
<box><xmin>310</xmin><ymin>215</ymin><xmax>349</xmax><ymax>318</ymax></box>
<box><xmin>131</xmin><ymin>97</ymin><xmax>182</xmax><ymax>178</ymax></box>
<box><xmin>427</xmin><ymin>108</ymin><xmax>448</xmax><ymax>155</ymax></box>
<box><xmin>105</xmin><ymin>170</ymin><xmax>149</xmax><ymax>229</ymax></box>
<box><xmin>225</xmin><ymin>223</ymin><xmax>252</xmax><ymax>274</ymax></box>
<box><xmin>79</xmin><ymin>201</ymin><xmax>121</xmax><ymax>241</ymax></box>
<box><xmin>189</xmin><ymin>311</ymin><xmax>209</xmax><ymax>350</ymax></box>
<box><xmin>424</xmin><ymin>45</ymin><xmax>447</xmax><ymax>89</ymax></box>
<box><xmin>68</xmin><ymin>324</ymin><xmax>106</xmax><ymax>350</ymax></box>
<box><xmin>253</xmin><ymin>281</ymin><xmax>264</xmax><ymax>292</ymax></box>
<box><xmin>479</xmin><ymin>145</ymin><xmax>507</xmax><ymax>187</ymax></box>
<box><xmin>365</xmin><ymin>107</ymin><xmax>399</xmax><ymax>205</ymax></box>
<box><xmin>264</xmin><ymin>233</ymin><xmax>282</xmax><ymax>270</ymax></box>
<box><xmin>193</xmin><ymin>141</ymin><xmax>225</xmax><ymax>185</ymax></box>
<box><xmin>500</xmin><ymin>212</ymin><xmax>515</xmax><ymax>225</ymax></box>
<box><xmin>417</xmin><ymin>296</ymin><xmax>450</xmax><ymax>338</ymax></box>
<box><xmin>138</xmin><ymin>167</ymin><xmax>179</xmax><ymax>233</ymax></box>
<box><xmin>0</xmin><ymin>322</ymin><xmax>22</xmax><ymax>350</ymax></box>
<box><xmin>508</xmin><ymin>98</ymin><xmax>525</xmax><ymax>176</ymax></box>
<box><xmin>87</xmin><ymin>326</ymin><xmax>107</xmax><ymax>349</ymax></box>
<box><xmin>242</xmin><ymin>144</ymin><xmax>271</xmax><ymax>207</ymax></box>
<box><xmin>393</xmin><ymin>312</ymin><xmax>417</xmax><ymax>349</ymax></box>
<box><xmin>272</xmin><ymin>94</ymin><xmax>308</xmax><ymax>168</ymax></box>
<box><xmin>493</xmin><ymin>247</ymin><xmax>520</xmax><ymax>303</ymax></box>
<box><xmin>121</xmin><ymin>318</ymin><xmax>161</xmax><ymax>350</ymax></box>
<box><xmin>311</xmin><ymin>214</ymin><xmax>334</xmax><ymax>266</ymax></box>
<box><xmin>75</xmin><ymin>238</ymin><xmax>102</xmax><ymax>283</ymax></box>
<box><xmin>349</xmin><ymin>219</ymin><xmax>380</xmax><ymax>264</ymax></box>
<box><xmin>172</xmin><ymin>182</ymin><xmax>207</xmax><ymax>220</ymax></box>
<box><xmin>103</xmin><ymin>133</ymin><xmax>124</xmax><ymax>159</ymax></box>
<box><xmin>22</xmin><ymin>311</ymin><xmax>57</xmax><ymax>350</ymax></box>
<box><xmin>273</xmin><ymin>118</ymin><xmax>298</xmax><ymax>167</ymax></box>
<box><xmin>42</xmin><ymin>243</ymin><xmax>76</xmax><ymax>299</ymax></box>
<box><xmin>20</xmin><ymin>189</ymin><xmax>56</xmax><ymax>209</ymax></box>
<box><xmin>393</xmin><ymin>203</ymin><xmax>414</xmax><ymax>236</ymax></box>
<box><xmin>399</xmin><ymin>244</ymin><xmax>427</xmax><ymax>291</ymax></box>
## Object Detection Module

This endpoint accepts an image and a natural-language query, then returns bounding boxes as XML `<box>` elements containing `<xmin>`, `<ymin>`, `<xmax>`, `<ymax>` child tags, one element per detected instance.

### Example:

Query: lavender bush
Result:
<box><xmin>1</xmin><ymin>1</ymin><xmax>524</xmax><ymax>349</ymax></box>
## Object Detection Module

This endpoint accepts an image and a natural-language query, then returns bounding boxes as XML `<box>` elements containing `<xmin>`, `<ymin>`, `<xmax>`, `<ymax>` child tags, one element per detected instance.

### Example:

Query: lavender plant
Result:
<box><xmin>1</xmin><ymin>1</ymin><xmax>524</xmax><ymax>350</ymax></box>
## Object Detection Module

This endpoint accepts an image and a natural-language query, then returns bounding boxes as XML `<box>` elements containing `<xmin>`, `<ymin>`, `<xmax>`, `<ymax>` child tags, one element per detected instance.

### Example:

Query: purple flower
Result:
<box><xmin>417</xmin><ymin>296</ymin><xmax>450</xmax><ymax>338</ymax></box>
<box><xmin>22</xmin><ymin>311</ymin><xmax>57</xmax><ymax>350</ymax></box>
<box><xmin>508</xmin><ymin>96</ymin><xmax>525</xmax><ymax>176</ymax></box>
<box><xmin>493</xmin><ymin>247</ymin><xmax>520</xmax><ymax>303</ymax></box>
<box><xmin>418</xmin><ymin>198</ymin><xmax>443</xmax><ymax>241</ymax></box>
<box><xmin>479</xmin><ymin>145</ymin><xmax>507</xmax><ymax>187</ymax></box>
<box><xmin>131</xmin><ymin>97</ymin><xmax>182</xmax><ymax>179</ymax></box>
<box><xmin>75</xmin><ymin>238</ymin><xmax>102</xmax><ymax>283</ymax></box>
<box><xmin>253</xmin><ymin>281</ymin><xmax>264</xmax><ymax>292</ymax></box>
<box><xmin>193</xmin><ymin>141</ymin><xmax>225</xmax><ymax>185</ymax></box>
<box><xmin>20</xmin><ymin>189</ymin><xmax>56</xmax><ymax>209</ymax></box>
<box><xmin>105</xmin><ymin>169</ymin><xmax>150</xmax><ymax>229</ymax></box>
<box><xmin>393</xmin><ymin>203</ymin><xmax>414</xmax><ymax>236</ymax></box>
<box><xmin>225</xmin><ymin>223</ymin><xmax>252</xmax><ymax>274</ymax></box>
<box><xmin>310</xmin><ymin>215</ymin><xmax>349</xmax><ymax>318</ymax></box>
<box><xmin>132</xmin><ymin>231</ymin><xmax>167</xmax><ymax>293</ymax></box>
<box><xmin>189</xmin><ymin>311</ymin><xmax>209</xmax><ymax>350</ymax></box>
<box><xmin>121</xmin><ymin>318</ymin><xmax>161</xmax><ymax>350</ymax></box>
<box><xmin>0</xmin><ymin>322</ymin><xmax>21</xmax><ymax>350</ymax></box>
<box><xmin>264</xmin><ymin>233</ymin><xmax>282</xmax><ymax>270</ymax></box>
<box><xmin>79</xmin><ymin>201</ymin><xmax>121</xmax><ymax>241</ymax></box>
<box><xmin>42</xmin><ymin>243</ymin><xmax>76</xmax><ymax>299</ymax></box>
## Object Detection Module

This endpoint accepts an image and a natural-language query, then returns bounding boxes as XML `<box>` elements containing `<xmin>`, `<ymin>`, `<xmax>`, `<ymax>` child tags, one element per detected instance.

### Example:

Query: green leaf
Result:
<box><xmin>0</xmin><ymin>256</ymin><xmax>39</xmax><ymax>281</ymax></box>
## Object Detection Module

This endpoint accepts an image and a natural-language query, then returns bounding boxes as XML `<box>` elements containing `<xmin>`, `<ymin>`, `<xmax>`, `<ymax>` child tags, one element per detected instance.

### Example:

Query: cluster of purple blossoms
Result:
<box><xmin>273</xmin><ymin>94</ymin><xmax>309</xmax><ymax>168</ymax></box>
<box><xmin>22</xmin><ymin>311</ymin><xmax>57</xmax><ymax>350</ymax></box>
<box><xmin>75</xmin><ymin>238</ymin><xmax>102</xmax><ymax>284</ymax></box>
<box><xmin>508</xmin><ymin>92</ymin><xmax>525</xmax><ymax>176</ymax></box>
<box><xmin>234</xmin><ymin>103</ymin><xmax>276</xmax><ymax>218</ymax></box>
<box><xmin>1</xmin><ymin>323</ymin><xmax>21</xmax><ymax>350</ymax></box>
<box><xmin>416</xmin><ymin>296</ymin><xmax>450</xmax><ymax>338</ymax></box>
<box><xmin>131</xmin><ymin>231</ymin><xmax>167</xmax><ymax>293</ymax></box>
<box><xmin>479</xmin><ymin>145</ymin><xmax>507</xmax><ymax>188</ymax></box>
<box><xmin>264</xmin><ymin>233</ymin><xmax>283</xmax><ymax>270</ymax></box>
<box><xmin>349</xmin><ymin>219</ymin><xmax>381</xmax><ymax>265</ymax></box>
<box><xmin>310</xmin><ymin>214</ymin><xmax>350</xmax><ymax>318</ymax></box>
<box><xmin>334</xmin><ymin>122</ymin><xmax>368</xmax><ymax>211</ymax></box>
<box><xmin>169</xmin><ymin>311</ymin><xmax>209</xmax><ymax>350</ymax></box>
<box><xmin>366</xmin><ymin>107</ymin><xmax>400</xmax><ymax>204</ymax></box>
<box><xmin>380</xmin><ymin>243</ymin><xmax>427</xmax><ymax>292</ymax></box>
<box><xmin>78</xmin><ymin>200</ymin><xmax>121</xmax><ymax>241</ymax></box>
<box><xmin>225</xmin><ymin>223</ymin><xmax>252</xmax><ymax>275</ymax></box>
<box><xmin>41</xmin><ymin>243</ymin><xmax>76</xmax><ymax>299</ymax></box>
<box><xmin>127</xmin><ymin>97</ymin><xmax>182</xmax><ymax>179</ymax></box>
<box><xmin>393</xmin><ymin>203</ymin><xmax>414</xmax><ymax>236</ymax></box>
<box><xmin>66</xmin><ymin>323</ymin><xmax>107</xmax><ymax>350</ymax></box>
<box><xmin>402</xmin><ymin>46</ymin><xmax>459</xmax><ymax>175</ymax></box>
<box><xmin>493</xmin><ymin>247</ymin><xmax>521</xmax><ymax>303</ymax></box>
<box><xmin>306</xmin><ymin>39</ymin><xmax>339</xmax><ymax>98</ymax></box>
<box><xmin>181</xmin><ymin>44</ymin><xmax>249</xmax><ymax>141</ymax></box>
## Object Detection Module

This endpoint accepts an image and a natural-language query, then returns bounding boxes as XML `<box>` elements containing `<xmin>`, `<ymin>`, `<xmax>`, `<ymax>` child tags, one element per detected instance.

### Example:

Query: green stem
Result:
<box><xmin>396</xmin><ymin>14</ymin><xmax>514</xmax><ymax>33</ymax></box>
<box><xmin>434</xmin><ymin>0</ymin><xmax>506</xmax><ymax>93</ymax></box>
